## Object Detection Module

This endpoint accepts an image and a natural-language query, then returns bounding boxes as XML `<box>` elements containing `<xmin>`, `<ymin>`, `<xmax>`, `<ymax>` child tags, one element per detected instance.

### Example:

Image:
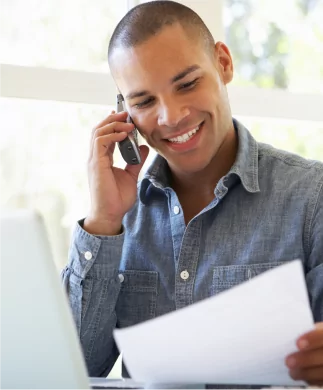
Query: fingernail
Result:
<box><xmin>298</xmin><ymin>339</ymin><xmax>309</xmax><ymax>349</ymax></box>
<box><xmin>286</xmin><ymin>357</ymin><xmax>296</xmax><ymax>368</ymax></box>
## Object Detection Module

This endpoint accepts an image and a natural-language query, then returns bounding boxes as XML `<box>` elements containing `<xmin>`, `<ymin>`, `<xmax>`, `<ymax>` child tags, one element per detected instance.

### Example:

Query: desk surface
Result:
<box><xmin>89</xmin><ymin>378</ymin><xmax>310</xmax><ymax>390</ymax></box>
<box><xmin>91</xmin><ymin>385</ymin><xmax>323</xmax><ymax>390</ymax></box>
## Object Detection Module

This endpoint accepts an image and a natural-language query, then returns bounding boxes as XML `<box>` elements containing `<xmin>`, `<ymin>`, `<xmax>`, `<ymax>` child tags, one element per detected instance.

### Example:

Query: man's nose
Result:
<box><xmin>157</xmin><ymin>99</ymin><xmax>190</xmax><ymax>128</ymax></box>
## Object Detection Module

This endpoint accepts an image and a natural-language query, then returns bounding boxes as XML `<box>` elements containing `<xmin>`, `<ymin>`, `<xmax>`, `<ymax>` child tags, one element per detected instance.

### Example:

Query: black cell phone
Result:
<box><xmin>116</xmin><ymin>94</ymin><xmax>141</xmax><ymax>165</ymax></box>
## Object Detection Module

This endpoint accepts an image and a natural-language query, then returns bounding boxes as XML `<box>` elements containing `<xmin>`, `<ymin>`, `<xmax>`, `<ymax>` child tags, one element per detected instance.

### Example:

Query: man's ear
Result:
<box><xmin>214</xmin><ymin>42</ymin><xmax>234</xmax><ymax>84</ymax></box>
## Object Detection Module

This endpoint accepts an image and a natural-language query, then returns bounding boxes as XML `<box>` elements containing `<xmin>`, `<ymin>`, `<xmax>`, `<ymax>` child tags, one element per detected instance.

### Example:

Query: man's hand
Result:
<box><xmin>286</xmin><ymin>322</ymin><xmax>323</xmax><ymax>385</ymax></box>
<box><xmin>84</xmin><ymin>111</ymin><xmax>149</xmax><ymax>236</ymax></box>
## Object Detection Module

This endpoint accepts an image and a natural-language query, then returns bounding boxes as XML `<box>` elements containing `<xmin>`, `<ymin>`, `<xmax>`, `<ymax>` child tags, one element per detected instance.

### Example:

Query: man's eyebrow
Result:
<box><xmin>126</xmin><ymin>64</ymin><xmax>201</xmax><ymax>100</ymax></box>
<box><xmin>171</xmin><ymin>64</ymin><xmax>201</xmax><ymax>83</ymax></box>
<box><xmin>126</xmin><ymin>90</ymin><xmax>150</xmax><ymax>100</ymax></box>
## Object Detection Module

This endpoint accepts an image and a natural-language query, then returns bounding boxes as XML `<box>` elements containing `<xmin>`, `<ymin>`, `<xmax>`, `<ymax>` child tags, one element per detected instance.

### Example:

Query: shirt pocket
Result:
<box><xmin>212</xmin><ymin>262</ymin><xmax>285</xmax><ymax>295</ymax></box>
<box><xmin>116</xmin><ymin>270</ymin><xmax>158</xmax><ymax>328</ymax></box>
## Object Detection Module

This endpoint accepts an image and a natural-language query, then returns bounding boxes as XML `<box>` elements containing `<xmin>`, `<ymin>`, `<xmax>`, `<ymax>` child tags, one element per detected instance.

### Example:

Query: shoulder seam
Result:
<box><xmin>258</xmin><ymin>144</ymin><xmax>323</xmax><ymax>171</ymax></box>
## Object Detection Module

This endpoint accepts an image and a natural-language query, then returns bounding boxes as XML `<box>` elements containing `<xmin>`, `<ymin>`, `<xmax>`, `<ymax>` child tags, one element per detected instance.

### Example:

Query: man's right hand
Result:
<box><xmin>84</xmin><ymin>111</ymin><xmax>149</xmax><ymax>236</ymax></box>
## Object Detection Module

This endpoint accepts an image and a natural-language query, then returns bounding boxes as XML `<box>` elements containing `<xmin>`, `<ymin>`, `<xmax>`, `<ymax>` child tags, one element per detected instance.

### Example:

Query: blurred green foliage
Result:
<box><xmin>225</xmin><ymin>0</ymin><xmax>323</xmax><ymax>159</ymax></box>
<box><xmin>225</xmin><ymin>0</ymin><xmax>323</xmax><ymax>93</ymax></box>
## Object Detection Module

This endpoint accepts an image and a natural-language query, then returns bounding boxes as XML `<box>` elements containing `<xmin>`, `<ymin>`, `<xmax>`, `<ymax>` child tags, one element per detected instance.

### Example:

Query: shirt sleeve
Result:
<box><xmin>61</xmin><ymin>219</ymin><xmax>125</xmax><ymax>377</ymax></box>
<box><xmin>305</xmin><ymin>173</ymin><xmax>323</xmax><ymax>322</ymax></box>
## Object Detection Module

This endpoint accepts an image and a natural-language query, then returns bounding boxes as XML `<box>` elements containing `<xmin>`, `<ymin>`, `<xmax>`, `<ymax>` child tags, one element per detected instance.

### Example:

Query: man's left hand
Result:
<box><xmin>286</xmin><ymin>322</ymin><xmax>323</xmax><ymax>385</ymax></box>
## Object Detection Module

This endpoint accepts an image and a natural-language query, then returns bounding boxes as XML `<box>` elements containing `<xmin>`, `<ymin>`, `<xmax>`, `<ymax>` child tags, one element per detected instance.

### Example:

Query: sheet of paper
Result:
<box><xmin>113</xmin><ymin>260</ymin><xmax>314</xmax><ymax>386</ymax></box>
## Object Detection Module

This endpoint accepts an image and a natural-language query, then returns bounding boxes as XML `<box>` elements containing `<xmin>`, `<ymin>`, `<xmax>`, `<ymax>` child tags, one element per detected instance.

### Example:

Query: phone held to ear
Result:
<box><xmin>116</xmin><ymin>94</ymin><xmax>141</xmax><ymax>165</ymax></box>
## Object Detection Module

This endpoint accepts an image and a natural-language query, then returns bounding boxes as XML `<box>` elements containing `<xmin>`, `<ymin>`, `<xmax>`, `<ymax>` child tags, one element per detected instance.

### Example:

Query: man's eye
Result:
<box><xmin>178</xmin><ymin>78</ymin><xmax>199</xmax><ymax>90</ymax></box>
<box><xmin>134</xmin><ymin>97</ymin><xmax>154</xmax><ymax>108</ymax></box>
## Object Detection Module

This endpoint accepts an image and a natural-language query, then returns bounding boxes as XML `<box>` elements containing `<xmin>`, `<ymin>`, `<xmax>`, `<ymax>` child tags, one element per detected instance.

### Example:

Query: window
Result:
<box><xmin>224</xmin><ymin>0</ymin><xmax>323</xmax><ymax>157</ymax></box>
<box><xmin>224</xmin><ymin>0</ymin><xmax>323</xmax><ymax>94</ymax></box>
<box><xmin>1</xmin><ymin>0</ymin><xmax>322</xmax><ymax>266</ymax></box>
<box><xmin>0</xmin><ymin>96</ymin><xmax>154</xmax><ymax>269</ymax></box>
<box><xmin>1</xmin><ymin>0</ymin><xmax>128</xmax><ymax>272</ymax></box>
<box><xmin>1</xmin><ymin>0</ymin><xmax>127</xmax><ymax>72</ymax></box>
<box><xmin>0</xmin><ymin>98</ymin><xmax>119</xmax><ymax>266</ymax></box>
<box><xmin>235</xmin><ymin>116</ymin><xmax>323</xmax><ymax>162</ymax></box>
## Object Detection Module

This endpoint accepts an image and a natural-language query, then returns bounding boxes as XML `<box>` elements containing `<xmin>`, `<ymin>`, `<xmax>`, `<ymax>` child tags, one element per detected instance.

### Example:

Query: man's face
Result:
<box><xmin>111</xmin><ymin>23</ymin><xmax>234</xmax><ymax>174</ymax></box>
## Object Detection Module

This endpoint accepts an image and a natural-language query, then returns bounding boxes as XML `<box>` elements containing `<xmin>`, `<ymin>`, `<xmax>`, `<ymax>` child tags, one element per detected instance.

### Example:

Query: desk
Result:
<box><xmin>89</xmin><ymin>378</ymin><xmax>310</xmax><ymax>390</ymax></box>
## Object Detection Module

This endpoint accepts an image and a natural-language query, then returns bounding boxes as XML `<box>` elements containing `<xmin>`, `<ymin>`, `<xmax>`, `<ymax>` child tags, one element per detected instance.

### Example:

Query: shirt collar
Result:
<box><xmin>228</xmin><ymin>118</ymin><xmax>260</xmax><ymax>193</ymax></box>
<box><xmin>139</xmin><ymin>118</ymin><xmax>260</xmax><ymax>203</ymax></box>
<box><xmin>139</xmin><ymin>154</ymin><xmax>170</xmax><ymax>203</ymax></box>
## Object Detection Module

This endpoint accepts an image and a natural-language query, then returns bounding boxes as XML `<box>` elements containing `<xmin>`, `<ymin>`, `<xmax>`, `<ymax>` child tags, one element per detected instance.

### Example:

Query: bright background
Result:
<box><xmin>1</xmin><ymin>0</ymin><xmax>323</xmax><ymax>268</ymax></box>
<box><xmin>1</xmin><ymin>0</ymin><xmax>323</xmax><ymax>378</ymax></box>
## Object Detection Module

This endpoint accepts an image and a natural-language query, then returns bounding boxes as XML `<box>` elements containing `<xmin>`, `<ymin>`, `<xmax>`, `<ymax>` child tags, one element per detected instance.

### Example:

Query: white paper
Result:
<box><xmin>113</xmin><ymin>260</ymin><xmax>314</xmax><ymax>386</ymax></box>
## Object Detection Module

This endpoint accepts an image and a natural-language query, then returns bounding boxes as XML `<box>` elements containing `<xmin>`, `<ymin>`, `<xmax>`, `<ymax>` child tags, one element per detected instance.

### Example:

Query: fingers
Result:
<box><xmin>286</xmin><ymin>348</ymin><xmax>323</xmax><ymax>370</ymax></box>
<box><xmin>91</xmin><ymin>112</ymin><xmax>128</xmax><ymax>146</ymax></box>
<box><xmin>89</xmin><ymin>111</ymin><xmax>134</xmax><ymax>161</ymax></box>
<box><xmin>92</xmin><ymin>132</ymin><xmax>128</xmax><ymax>162</ymax></box>
<box><xmin>286</xmin><ymin>323</ymin><xmax>323</xmax><ymax>385</ymax></box>
<box><xmin>90</xmin><ymin>121</ymin><xmax>134</xmax><ymax>158</ymax></box>
<box><xmin>90</xmin><ymin>110</ymin><xmax>119</xmax><ymax>151</ymax></box>
<box><xmin>289</xmin><ymin>366</ymin><xmax>323</xmax><ymax>385</ymax></box>
<box><xmin>296</xmin><ymin>323</ymin><xmax>323</xmax><ymax>351</ymax></box>
<box><xmin>94</xmin><ymin>110</ymin><xmax>127</xmax><ymax>131</ymax></box>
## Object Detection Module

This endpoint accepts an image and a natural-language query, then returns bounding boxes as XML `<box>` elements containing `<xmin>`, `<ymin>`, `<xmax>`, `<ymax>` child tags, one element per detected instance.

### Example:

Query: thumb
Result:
<box><xmin>124</xmin><ymin>145</ymin><xmax>150</xmax><ymax>180</ymax></box>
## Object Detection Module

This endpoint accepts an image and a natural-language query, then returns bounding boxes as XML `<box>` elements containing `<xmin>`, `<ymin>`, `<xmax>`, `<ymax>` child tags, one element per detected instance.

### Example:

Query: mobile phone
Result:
<box><xmin>116</xmin><ymin>94</ymin><xmax>141</xmax><ymax>165</ymax></box>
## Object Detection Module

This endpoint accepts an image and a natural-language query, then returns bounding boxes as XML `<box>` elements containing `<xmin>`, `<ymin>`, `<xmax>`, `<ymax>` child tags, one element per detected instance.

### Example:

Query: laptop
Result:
<box><xmin>1</xmin><ymin>209</ymin><xmax>91</xmax><ymax>389</ymax></box>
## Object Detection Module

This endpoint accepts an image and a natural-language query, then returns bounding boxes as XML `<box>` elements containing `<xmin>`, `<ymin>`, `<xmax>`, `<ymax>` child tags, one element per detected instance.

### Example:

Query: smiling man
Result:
<box><xmin>62</xmin><ymin>1</ymin><xmax>323</xmax><ymax>385</ymax></box>
<box><xmin>110</xmin><ymin>21</ymin><xmax>238</xmax><ymax>224</ymax></box>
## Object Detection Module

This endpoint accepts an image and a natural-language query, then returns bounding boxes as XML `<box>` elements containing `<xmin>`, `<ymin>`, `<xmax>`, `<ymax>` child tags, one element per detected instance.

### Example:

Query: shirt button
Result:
<box><xmin>118</xmin><ymin>274</ymin><xmax>124</xmax><ymax>283</ymax></box>
<box><xmin>173</xmin><ymin>206</ymin><xmax>180</xmax><ymax>215</ymax></box>
<box><xmin>84</xmin><ymin>251</ymin><xmax>92</xmax><ymax>261</ymax></box>
<box><xmin>180</xmin><ymin>270</ymin><xmax>189</xmax><ymax>280</ymax></box>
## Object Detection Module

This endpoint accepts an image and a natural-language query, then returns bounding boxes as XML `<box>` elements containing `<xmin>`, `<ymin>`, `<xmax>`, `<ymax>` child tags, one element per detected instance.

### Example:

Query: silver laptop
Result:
<box><xmin>1</xmin><ymin>209</ymin><xmax>90</xmax><ymax>389</ymax></box>
<box><xmin>1</xmin><ymin>210</ymin><xmax>146</xmax><ymax>390</ymax></box>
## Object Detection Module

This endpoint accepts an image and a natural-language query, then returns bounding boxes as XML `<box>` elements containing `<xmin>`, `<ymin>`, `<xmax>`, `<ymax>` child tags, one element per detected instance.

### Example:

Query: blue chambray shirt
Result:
<box><xmin>62</xmin><ymin>119</ymin><xmax>323</xmax><ymax>378</ymax></box>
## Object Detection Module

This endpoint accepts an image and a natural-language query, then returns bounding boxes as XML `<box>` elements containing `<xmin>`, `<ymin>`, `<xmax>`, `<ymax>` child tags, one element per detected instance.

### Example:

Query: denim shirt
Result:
<box><xmin>62</xmin><ymin>119</ymin><xmax>323</xmax><ymax>378</ymax></box>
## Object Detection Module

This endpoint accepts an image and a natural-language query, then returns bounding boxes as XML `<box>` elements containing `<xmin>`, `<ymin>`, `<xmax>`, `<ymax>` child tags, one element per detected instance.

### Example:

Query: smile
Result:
<box><xmin>167</xmin><ymin>122</ymin><xmax>203</xmax><ymax>144</ymax></box>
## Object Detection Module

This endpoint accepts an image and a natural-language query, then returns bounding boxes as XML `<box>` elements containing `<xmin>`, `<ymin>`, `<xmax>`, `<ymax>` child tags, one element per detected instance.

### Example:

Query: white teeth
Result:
<box><xmin>168</xmin><ymin>125</ymin><xmax>200</xmax><ymax>143</ymax></box>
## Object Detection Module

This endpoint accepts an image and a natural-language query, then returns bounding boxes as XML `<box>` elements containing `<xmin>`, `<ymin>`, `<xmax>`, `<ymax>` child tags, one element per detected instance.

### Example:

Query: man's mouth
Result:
<box><xmin>166</xmin><ymin>122</ymin><xmax>204</xmax><ymax>144</ymax></box>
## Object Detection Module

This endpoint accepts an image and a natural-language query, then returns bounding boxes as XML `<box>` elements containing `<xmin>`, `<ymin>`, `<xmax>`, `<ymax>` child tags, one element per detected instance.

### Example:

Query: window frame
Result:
<box><xmin>1</xmin><ymin>0</ymin><xmax>323</xmax><ymax>122</ymax></box>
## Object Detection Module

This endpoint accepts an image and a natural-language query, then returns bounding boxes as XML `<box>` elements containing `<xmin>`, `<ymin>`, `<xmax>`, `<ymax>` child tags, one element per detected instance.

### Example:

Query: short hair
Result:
<box><xmin>108</xmin><ymin>0</ymin><xmax>215</xmax><ymax>66</ymax></box>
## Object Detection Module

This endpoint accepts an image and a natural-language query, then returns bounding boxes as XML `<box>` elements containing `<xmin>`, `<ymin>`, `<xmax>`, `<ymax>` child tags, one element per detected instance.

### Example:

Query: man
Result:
<box><xmin>62</xmin><ymin>1</ymin><xmax>323</xmax><ymax>385</ymax></box>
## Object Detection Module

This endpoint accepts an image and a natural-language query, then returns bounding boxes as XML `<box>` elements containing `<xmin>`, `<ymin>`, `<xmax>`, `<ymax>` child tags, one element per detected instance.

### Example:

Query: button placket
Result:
<box><xmin>175</xmin><ymin>218</ymin><xmax>202</xmax><ymax>310</ymax></box>
<box><xmin>168</xmin><ymin>189</ymin><xmax>186</xmax><ymax>263</ymax></box>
